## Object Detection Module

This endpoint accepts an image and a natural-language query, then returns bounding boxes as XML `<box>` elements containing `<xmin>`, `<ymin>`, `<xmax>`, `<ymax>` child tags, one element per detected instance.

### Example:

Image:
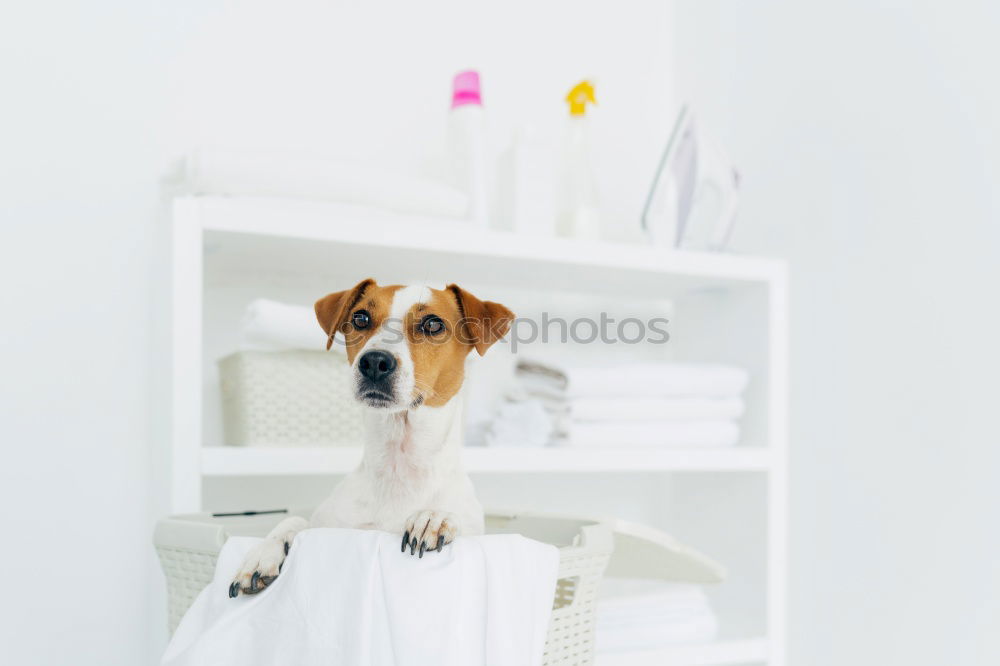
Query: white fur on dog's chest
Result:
<box><xmin>230</xmin><ymin>281</ymin><xmax>508</xmax><ymax>595</ymax></box>
<box><xmin>311</xmin><ymin>397</ymin><xmax>483</xmax><ymax>535</ymax></box>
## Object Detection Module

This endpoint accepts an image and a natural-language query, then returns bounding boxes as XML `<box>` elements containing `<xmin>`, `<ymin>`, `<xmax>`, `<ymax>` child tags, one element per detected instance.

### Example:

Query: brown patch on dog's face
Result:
<box><xmin>316</xmin><ymin>280</ymin><xmax>514</xmax><ymax>409</ymax></box>
<box><xmin>403</xmin><ymin>286</ymin><xmax>514</xmax><ymax>407</ymax></box>
<box><xmin>403</xmin><ymin>288</ymin><xmax>474</xmax><ymax>407</ymax></box>
<box><xmin>315</xmin><ymin>279</ymin><xmax>402</xmax><ymax>362</ymax></box>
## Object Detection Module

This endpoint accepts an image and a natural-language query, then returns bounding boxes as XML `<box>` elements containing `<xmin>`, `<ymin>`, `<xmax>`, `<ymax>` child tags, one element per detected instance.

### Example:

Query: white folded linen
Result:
<box><xmin>486</xmin><ymin>400</ymin><xmax>553</xmax><ymax>448</ymax></box>
<box><xmin>564</xmin><ymin>421</ymin><xmax>740</xmax><ymax>448</ymax></box>
<box><xmin>514</xmin><ymin>359</ymin><xmax>568</xmax><ymax>390</ymax></box>
<box><xmin>569</xmin><ymin>397</ymin><xmax>744</xmax><ymax>423</ymax></box>
<box><xmin>163</xmin><ymin>529</ymin><xmax>559</xmax><ymax>666</ymax></box>
<box><xmin>185</xmin><ymin>147</ymin><xmax>470</xmax><ymax>218</ymax></box>
<box><xmin>514</xmin><ymin>359</ymin><xmax>749</xmax><ymax>399</ymax></box>
<box><xmin>566</xmin><ymin>363</ymin><xmax>749</xmax><ymax>399</ymax></box>
<box><xmin>597</xmin><ymin>582</ymin><xmax>712</xmax><ymax>615</ymax></box>
<box><xmin>240</xmin><ymin>299</ymin><xmax>324</xmax><ymax>351</ymax></box>
<box><xmin>515</xmin><ymin>376</ymin><xmax>573</xmax><ymax>403</ymax></box>
<box><xmin>596</xmin><ymin>611</ymin><xmax>718</xmax><ymax>652</ymax></box>
<box><xmin>595</xmin><ymin>583</ymin><xmax>718</xmax><ymax>653</ymax></box>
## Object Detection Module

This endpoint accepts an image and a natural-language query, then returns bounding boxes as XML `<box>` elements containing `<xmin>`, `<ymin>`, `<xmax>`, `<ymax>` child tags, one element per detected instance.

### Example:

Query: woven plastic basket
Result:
<box><xmin>218</xmin><ymin>349</ymin><xmax>364</xmax><ymax>447</ymax></box>
<box><xmin>154</xmin><ymin>510</ymin><xmax>614</xmax><ymax>666</ymax></box>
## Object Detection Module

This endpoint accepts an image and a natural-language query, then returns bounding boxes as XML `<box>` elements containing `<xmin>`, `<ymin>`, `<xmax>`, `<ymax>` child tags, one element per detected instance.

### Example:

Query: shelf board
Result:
<box><xmin>201</xmin><ymin>446</ymin><xmax>772</xmax><ymax>476</ymax></box>
<box><xmin>595</xmin><ymin>636</ymin><xmax>768</xmax><ymax>666</ymax></box>
<box><xmin>188</xmin><ymin>196</ymin><xmax>786</xmax><ymax>297</ymax></box>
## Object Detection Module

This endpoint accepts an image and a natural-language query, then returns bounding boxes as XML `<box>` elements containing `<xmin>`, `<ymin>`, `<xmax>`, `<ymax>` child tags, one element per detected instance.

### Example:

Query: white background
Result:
<box><xmin>675</xmin><ymin>2</ymin><xmax>1000</xmax><ymax>663</ymax></box>
<box><xmin>1</xmin><ymin>1</ymin><xmax>998</xmax><ymax>665</ymax></box>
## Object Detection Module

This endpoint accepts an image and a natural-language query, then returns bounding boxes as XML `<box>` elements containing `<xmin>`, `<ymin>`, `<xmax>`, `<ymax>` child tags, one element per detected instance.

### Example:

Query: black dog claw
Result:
<box><xmin>437</xmin><ymin>535</ymin><xmax>445</xmax><ymax>552</ymax></box>
<box><xmin>284</xmin><ymin>541</ymin><xmax>290</xmax><ymax>555</ymax></box>
<box><xmin>229</xmin><ymin>581</ymin><xmax>239</xmax><ymax>598</ymax></box>
<box><xmin>410</xmin><ymin>537</ymin><xmax>417</xmax><ymax>556</ymax></box>
<box><xmin>401</xmin><ymin>531</ymin><xmax>410</xmax><ymax>553</ymax></box>
<box><xmin>250</xmin><ymin>571</ymin><xmax>260</xmax><ymax>592</ymax></box>
<box><xmin>419</xmin><ymin>541</ymin><xmax>426</xmax><ymax>558</ymax></box>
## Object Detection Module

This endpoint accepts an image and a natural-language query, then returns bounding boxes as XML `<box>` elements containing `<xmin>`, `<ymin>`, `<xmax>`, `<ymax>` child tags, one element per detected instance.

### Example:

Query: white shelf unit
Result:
<box><xmin>201</xmin><ymin>446</ymin><xmax>774</xmax><ymax>476</ymax></box>
<box><xmin>168</xmin><ymin>195</ymin><xmax>788</xmax><ymax>666</ymax></box>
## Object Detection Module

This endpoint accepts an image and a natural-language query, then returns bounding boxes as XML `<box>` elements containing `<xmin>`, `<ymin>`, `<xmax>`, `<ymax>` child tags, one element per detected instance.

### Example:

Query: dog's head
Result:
<box><xmin>315</xmin><ymin>279</ymin><xmax>514</xmax><ymax>411</ymax></box>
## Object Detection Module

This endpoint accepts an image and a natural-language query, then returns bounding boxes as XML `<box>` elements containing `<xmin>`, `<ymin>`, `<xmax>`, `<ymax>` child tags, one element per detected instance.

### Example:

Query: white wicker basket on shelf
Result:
<box><xmin>218</xmin><ymin>349</ymin><xmax>363</xmax><ymax>447</ymax></box>
<box><xmin>155</xmin><ymin>510</ymin><xmax>614</xmax><ymax>666</ymax></box>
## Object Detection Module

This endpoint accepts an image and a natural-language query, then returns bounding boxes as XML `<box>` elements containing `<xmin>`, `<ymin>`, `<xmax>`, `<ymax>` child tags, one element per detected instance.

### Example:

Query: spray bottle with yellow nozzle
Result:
<box><xmin>558</xmin><ymin>80</ymin><xmax>600</xmax><ymax>239</ymax></box>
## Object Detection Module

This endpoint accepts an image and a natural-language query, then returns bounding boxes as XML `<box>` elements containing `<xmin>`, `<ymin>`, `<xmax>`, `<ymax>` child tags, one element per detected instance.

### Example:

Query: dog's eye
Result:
<box><xmin>352</xmin><ymin>310</ymin><xmax>371</xmax><ymax>330</ymax></box>
<box><xmin>420</xmin><ymin>315</ymin><xmax>445</xmax><ymax>335</ymax></box>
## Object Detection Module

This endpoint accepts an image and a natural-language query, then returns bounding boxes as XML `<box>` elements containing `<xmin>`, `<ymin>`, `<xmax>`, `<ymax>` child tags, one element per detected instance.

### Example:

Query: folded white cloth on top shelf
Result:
<box><xmin>595</xmin><ymin>583</ymin><xmax>718</xmax><ymax>653</ymax></box>
<box><xmin>564</xmin><ymin>421</ymin><xmax>740</xmax><ymax>448</ymax></box>
<box><xmin>240</xmin><ymin>299</ymin><xmax>322</xmax><ymax>351</ymax></box>
<box><xmin>569</xmin><ymin>397</ymin><xmax>745</xmax><ymax>423</ymax></box>
<box><xmin>163</xmin><ymin>529</ymin><xmax>559</xmax><ymax>666</ymax></box>
<box><xmin>185</xmin><ymin>147</ymin><xmax>470</xmax><ymax>219</ymax></box>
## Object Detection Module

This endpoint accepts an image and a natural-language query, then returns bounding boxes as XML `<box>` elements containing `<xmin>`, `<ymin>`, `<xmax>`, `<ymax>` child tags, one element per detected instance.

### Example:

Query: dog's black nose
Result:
<box><xmin>358</xmin><ymin>350</ymin><xmax>397</xmax><ymax>382</ymax></box>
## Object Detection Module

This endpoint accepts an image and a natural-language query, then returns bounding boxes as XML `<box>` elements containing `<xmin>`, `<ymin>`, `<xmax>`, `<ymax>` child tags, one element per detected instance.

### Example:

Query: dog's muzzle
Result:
<box><xmin>356</xmin><ymin>350</ymin><xmax>397</xmax><ymax>407</ymax></box>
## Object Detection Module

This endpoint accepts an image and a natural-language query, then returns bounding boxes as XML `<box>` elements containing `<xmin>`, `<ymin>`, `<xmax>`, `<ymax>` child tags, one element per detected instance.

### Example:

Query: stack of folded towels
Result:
<box><xmin>594</xmin><ymin>581</ymin><xmax>719</xmax><ymax>654</ymax></box>
<box><xmin>511</xmin><ymin>359</ymin><xmax>748</xmax><ymax>448</ymax></box>
<box><xmin>239</xmin><ymin>299</ymin><xmax>325</xmax><ymax>351</ymax></box>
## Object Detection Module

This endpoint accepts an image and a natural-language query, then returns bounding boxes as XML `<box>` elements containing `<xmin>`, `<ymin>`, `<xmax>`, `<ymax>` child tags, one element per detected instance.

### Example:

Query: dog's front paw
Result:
<box><xmin>228</xmin><ymin>537</ymin><xmax>290</xmax><ymax>598</ymax></box>
<box><xmin>401</xmin><ymin>510</ymin><xmax>459</xmax><ymax>558</ymax></box>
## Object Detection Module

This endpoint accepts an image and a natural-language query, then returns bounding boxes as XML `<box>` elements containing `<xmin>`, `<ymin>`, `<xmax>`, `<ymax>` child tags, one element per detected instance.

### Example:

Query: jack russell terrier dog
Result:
<box><xmin>229</xmin><ymin>279</ymin><xmax>514</xmax><ymax>597</ymax></box>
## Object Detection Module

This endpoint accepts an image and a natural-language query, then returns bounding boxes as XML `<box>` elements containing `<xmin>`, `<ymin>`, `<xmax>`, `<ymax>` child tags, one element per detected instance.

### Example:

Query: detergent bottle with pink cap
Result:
<box><xmin>449</xmin><ymin>70</ymin><xmax>490</xmax><ymax>228</ymax></box>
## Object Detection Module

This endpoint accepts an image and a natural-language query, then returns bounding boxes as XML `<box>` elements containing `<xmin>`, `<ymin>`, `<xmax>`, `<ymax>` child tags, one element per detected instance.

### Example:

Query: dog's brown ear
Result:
<box><xmin>447</xmin><ymin>284</ymin><xmax>515</xmax><ymax>356</ymax></box>
<box><xmin>315</xmin><ymin>278</ymin><xmax>376</xmax><ymax>350</ymax></box>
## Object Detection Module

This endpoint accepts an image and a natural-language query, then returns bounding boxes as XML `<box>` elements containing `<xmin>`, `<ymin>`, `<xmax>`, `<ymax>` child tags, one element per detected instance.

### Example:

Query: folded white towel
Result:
<box><xmin>566</xmin><ymin>363</ymin><xmax>749</xmax><ymax>399</ymax></box>
<box><xmin>515</xmin><ymin>359</ymin><xmax>749</xmax><ymax>399</ymax></box>
<box><xmin>185</xmin><ymin>147</ymin><xmax>470</xmax><ymax>218</ymax></box>
<box><xmin>596</xmin><ymin>612</ymin><xmax>718</xmax><ymax>653</ymax></box>
<box><xmin>597</xmin><ymin>584</ymin><xmax>713</xmax><ymax>615</ymax></box>
<box><xmin>569</xmin><ymin>397</ymin><xmax>744</xmax><ymax>423</ymax></box>
<box><xmin>163</xmin><ymin>529</ymin><xmax>559</xmax><ymax>666</ymax></box>
<box><xmin>486</xmin><ymin>400</ymin><xmax>553</xmax><ymax>448</ymax></box>
<box><xmin>240</xmin><ymin>299</ymin><xmax>324</xmax><ymax>351</ymax></box>
<box><xmin>564</xmin><ymin>421</ymin><xmax>740</xmax><ymax>448</ymax></box>
<box><xmin>595</xmin><ymin>583</ymin><xmax>718</xmax><ymax>653</ymax></box>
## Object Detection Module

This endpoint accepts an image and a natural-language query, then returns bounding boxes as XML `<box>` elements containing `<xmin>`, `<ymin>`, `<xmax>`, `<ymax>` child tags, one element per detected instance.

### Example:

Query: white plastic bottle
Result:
<box><xmin>449</xmin><ymin>70</ymin><xmax>490</xmax><ymax>228</ymax></box>
<box><xmin>558</xmin><ymin>80</ymin><xmax>600</xmax><ymax>240</ymax></box>
<box><xmin>497</xmin><ymin>124</ymin><xmax>556</xmax><ymax>237</ymax></box>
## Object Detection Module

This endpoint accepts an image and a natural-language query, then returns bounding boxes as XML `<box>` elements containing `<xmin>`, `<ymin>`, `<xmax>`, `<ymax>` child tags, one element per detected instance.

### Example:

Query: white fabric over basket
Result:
<box><xmin>162</xmin><ymin>528</ymin><xmax>560</xmax><ymax>666</ymax></box>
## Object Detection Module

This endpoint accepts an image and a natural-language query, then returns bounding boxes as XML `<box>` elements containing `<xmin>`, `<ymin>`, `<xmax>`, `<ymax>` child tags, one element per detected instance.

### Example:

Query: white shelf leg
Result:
<box><xmin>767</xmin><ymin>268</ymin><xmax>789</xmax><ymax>666</ymax></box>
<box><xmin>170</xmin><ymin>197</ymin><xmax>203</xmax><ymax>513</ymax></box>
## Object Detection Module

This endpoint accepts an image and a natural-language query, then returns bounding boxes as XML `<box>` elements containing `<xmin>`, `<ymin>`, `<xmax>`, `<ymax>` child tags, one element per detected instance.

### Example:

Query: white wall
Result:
<box><xmin>674</xmin><ymin>2</ymin><xmax>1000</xmax><ymax>664</ymax></box>
<box><xmin>0</xmin><ymin>3</ymin><xmax>193</xmax><ymax>664</ymax></box>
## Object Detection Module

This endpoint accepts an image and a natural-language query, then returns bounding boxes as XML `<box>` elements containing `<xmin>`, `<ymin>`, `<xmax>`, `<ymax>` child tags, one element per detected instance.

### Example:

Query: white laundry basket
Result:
<box><xmin>155</xmin><ymin>510</ymin><xmax>616</xmax><ymax>666</ymax></box>
<box><xmin>218</xmin><ymin>349</ymin><xmax>364</xmax><ymax>446</ymax></box>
